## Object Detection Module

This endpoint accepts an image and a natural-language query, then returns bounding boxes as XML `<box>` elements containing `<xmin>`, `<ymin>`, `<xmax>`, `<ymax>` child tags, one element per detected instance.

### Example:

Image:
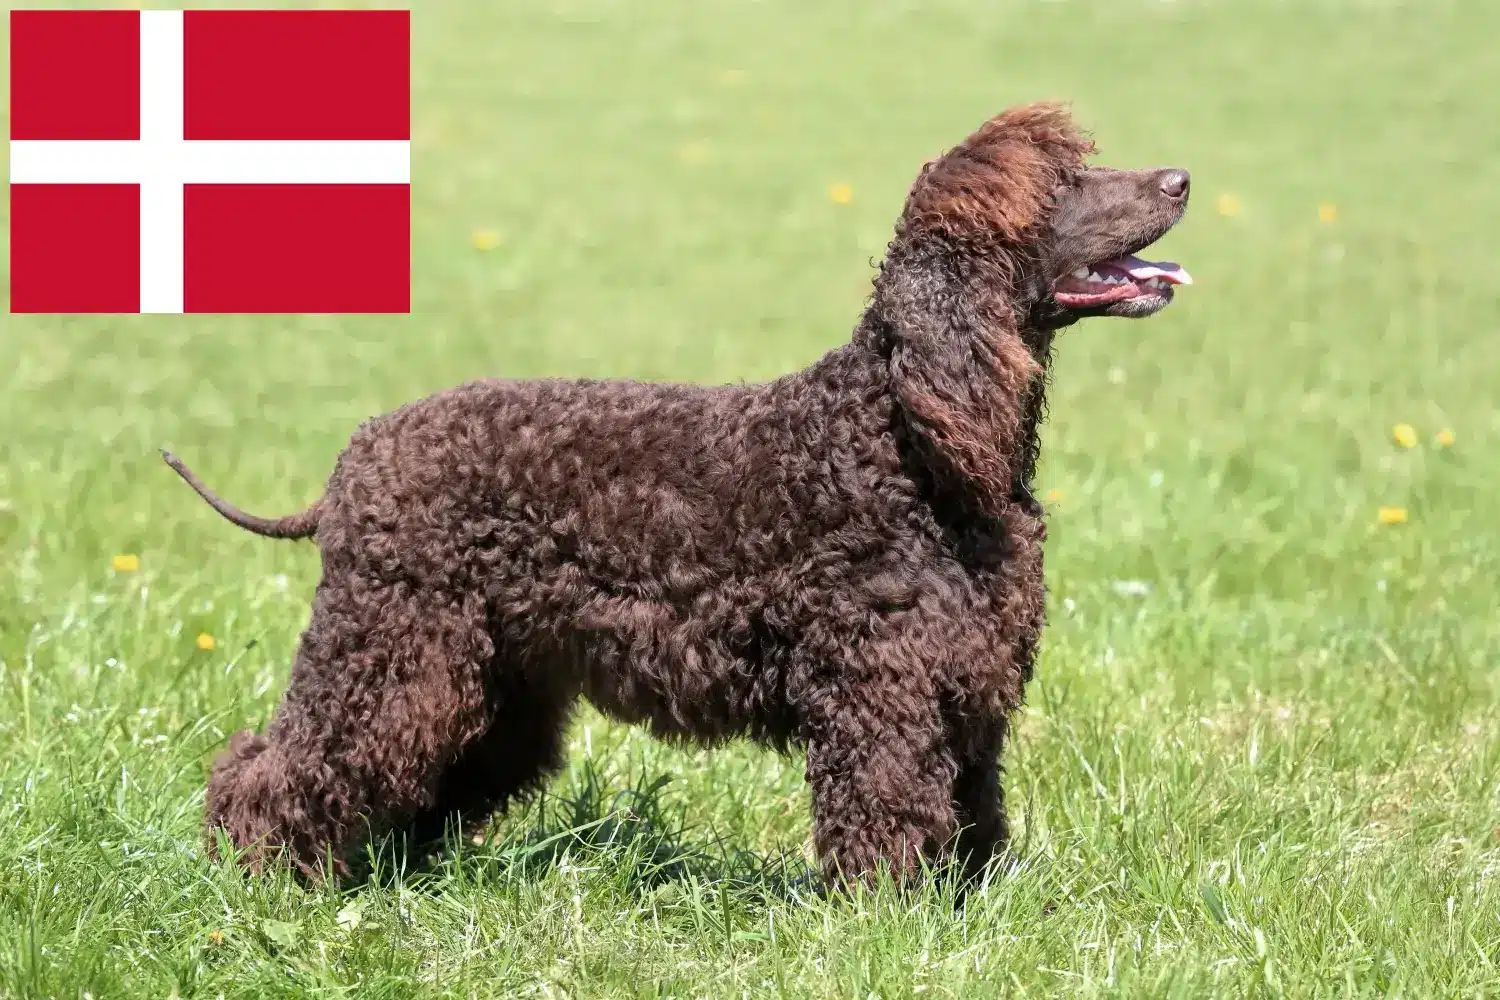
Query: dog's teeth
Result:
<box><xmin>1071</xmin><ymin>267</ymin><xmax>1090</xmax><ymax>280</ymax></box>
<box><xmin>1088</xmin><ymin>272</ymin><xmax>1104</xmax><ymax>282</ymax></box>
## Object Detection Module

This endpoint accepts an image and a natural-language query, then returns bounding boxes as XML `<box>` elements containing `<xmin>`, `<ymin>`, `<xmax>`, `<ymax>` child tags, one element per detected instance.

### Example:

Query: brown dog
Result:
<box><xmin>168</xmin><ymin>102</ymin><xmax>1191</xmax><ymax>884</ymax></box>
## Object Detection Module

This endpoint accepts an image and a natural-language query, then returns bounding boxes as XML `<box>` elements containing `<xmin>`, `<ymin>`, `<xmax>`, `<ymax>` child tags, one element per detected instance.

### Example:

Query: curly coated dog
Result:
<box><xmin>167</xmin><ymin>102</ymin><xmax>1191</xmax><ymax>884</ymax></box>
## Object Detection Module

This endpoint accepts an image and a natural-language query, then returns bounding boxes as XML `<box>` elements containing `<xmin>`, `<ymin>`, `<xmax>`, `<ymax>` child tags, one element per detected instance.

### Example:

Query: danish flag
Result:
<box><xmin>9</xmin><ymin>9</ymin><xmax>410</xmax><ymax>313</ymax></box>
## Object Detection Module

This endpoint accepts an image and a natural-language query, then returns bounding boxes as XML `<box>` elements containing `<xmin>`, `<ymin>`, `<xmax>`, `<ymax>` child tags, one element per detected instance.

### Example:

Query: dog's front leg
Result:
<box><xmin>949</xmin><ymin>717</ymin><xmax>1009</xmax><ymax>883</ymax></box>
<box><xmin>800</xmin><ymin>641</ymin><xmax>956</xmax><ymax>887</ymax></box>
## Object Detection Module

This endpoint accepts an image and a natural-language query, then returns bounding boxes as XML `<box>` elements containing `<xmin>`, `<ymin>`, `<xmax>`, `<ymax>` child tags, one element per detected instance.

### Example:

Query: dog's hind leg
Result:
<box><xmin>205</xmin><ymin>581</ymin><xmax>493</xmax><ymax>877</ymax></box>
<box><xmin>403</xmin><ymin>662</ymin><xmax>577</xmax><ymax>849</ymax></box>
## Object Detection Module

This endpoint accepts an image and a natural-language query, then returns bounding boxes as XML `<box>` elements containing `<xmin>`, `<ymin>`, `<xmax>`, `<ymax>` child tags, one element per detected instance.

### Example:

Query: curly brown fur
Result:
<box><xmin>179</xmin><ymin>102</ymin><xmax>1191</xmax><ymax>886</ymax></box>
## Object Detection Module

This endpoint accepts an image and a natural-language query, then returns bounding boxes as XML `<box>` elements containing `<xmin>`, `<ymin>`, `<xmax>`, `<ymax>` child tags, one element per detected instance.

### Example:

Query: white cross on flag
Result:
<box><xmin>9</xmin><ymin>9</ymin><xmax>410</xmax><ymax>314</ymax></box>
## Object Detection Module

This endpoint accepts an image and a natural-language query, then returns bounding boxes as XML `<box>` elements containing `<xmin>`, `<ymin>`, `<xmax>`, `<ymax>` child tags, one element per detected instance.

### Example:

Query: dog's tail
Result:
<box><xmin>162</xmin><ymin>450</ymin><xmax>321</xmax><ymax>540</ymax></box>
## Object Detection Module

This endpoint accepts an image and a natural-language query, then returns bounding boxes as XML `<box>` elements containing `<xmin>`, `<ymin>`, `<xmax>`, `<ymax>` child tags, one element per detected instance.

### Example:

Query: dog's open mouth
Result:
<box><xmin>1052</xmin><ymin>254</ymin><xmax>1193</xmax><ymax>308</ymax></box>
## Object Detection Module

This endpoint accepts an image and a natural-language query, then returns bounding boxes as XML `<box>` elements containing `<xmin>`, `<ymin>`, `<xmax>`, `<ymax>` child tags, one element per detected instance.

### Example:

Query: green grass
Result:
<box><xmin>3</xmin><ymin>0</ymin><xmax>1500</xmax><ymax>995</ymax></box>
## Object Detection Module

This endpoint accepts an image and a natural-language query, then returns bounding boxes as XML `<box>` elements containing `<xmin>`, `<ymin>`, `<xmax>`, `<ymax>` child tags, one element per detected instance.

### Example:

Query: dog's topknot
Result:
<box><xmin>900</xmin><ymin>102</ymin><xmax>1095</xmax><ymax>243</ymax></box>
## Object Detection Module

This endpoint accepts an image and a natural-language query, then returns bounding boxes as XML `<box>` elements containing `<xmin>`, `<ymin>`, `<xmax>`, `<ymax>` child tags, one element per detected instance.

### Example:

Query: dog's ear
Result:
<box><xmin>879</xmin><ymin>261</ymin><xmax>1042</xmax><ymax>514</ymax></box>
<box><xmin>876</xmin><ymin>102</ymin><xmax>1086</xmax><ymax>511</ymax></box>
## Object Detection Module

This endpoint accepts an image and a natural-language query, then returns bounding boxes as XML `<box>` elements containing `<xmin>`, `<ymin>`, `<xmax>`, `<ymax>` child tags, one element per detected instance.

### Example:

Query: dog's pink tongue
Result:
<box><xmin>1114</xmin><ymin>254</ymin><xmax>1192</xmax><ymax>286</ymax></box>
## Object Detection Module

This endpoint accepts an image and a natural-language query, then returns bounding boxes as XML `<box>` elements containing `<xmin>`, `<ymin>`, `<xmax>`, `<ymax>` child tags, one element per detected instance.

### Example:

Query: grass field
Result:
<box><xmin>4</xmin><ymin>0</ymin><xmax>1500</xmax><ymax>995</ymax></box>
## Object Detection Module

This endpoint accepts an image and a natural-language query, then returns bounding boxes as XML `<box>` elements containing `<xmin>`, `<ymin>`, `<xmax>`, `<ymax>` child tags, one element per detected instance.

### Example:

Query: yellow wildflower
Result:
<box><xmin>828</xmin><ymin>182</ymin><xmax>854</xmax><ymax>205</ymax></box>
<box><xmin>1216</xmin><ymin>193</ymin><xmax>1240</xmax><ymax>217</ymax></box>
<box><xmin>207</xmin><ymin>929</ymin><xmax>225</xmax><ymax>946</ymax></box>
<box><xmin>470</xmin><ymin>229</ymin><xmax>501</xmax><ymax>251</ymax></box>
<box><xmin>112</xmin><ymin>554</ymin><xmax>140</xmax><ymax>573</ymax></box>
<box><xmin>1318</xmin><ymin>202</ymin><xmax>1338</xmax><ymax>223</ymax></box>
<box><xmin>196</xmin><ymin>633</ymin><xmax>216</xmax><ymax>652</ymax></box>
<box><xmin>1391</xmin><ymin>423</ymin><xmax>1418</xmax><ymax>449</ymax></box>
<box><xmin>1434</xmin><ymin>428</ymin><xmax>1455</xmax><ymax>448</ymax></box>
<box><xmin>1045</xmin><ymin>487</ymin><xmax>1065</xmax><ymax>503</ymax></box>
<box><xmin>1377</xmin><ymin>506</ymin><xmax>1409</xmax><ymax>525</ymax></box>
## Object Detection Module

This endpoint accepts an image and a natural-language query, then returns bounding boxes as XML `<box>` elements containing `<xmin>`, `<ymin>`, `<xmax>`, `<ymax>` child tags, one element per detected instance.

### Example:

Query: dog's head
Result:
<box><xmin>897</xmin><ymin>102</ymin><xmax>1191</xmax><ymax>329</ymax></box>
<box><xmin>874</xmin><ymin>103</ymin><xmax>1191</xmax><ymax>514</ymax></box>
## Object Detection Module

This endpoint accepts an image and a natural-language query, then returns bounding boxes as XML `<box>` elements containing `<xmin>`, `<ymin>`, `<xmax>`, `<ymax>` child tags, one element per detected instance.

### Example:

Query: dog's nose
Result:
<box><xmin>1158</xmin><ymin>169</ymin><xmax>1190</xmax><ymax>200</ymax></box>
